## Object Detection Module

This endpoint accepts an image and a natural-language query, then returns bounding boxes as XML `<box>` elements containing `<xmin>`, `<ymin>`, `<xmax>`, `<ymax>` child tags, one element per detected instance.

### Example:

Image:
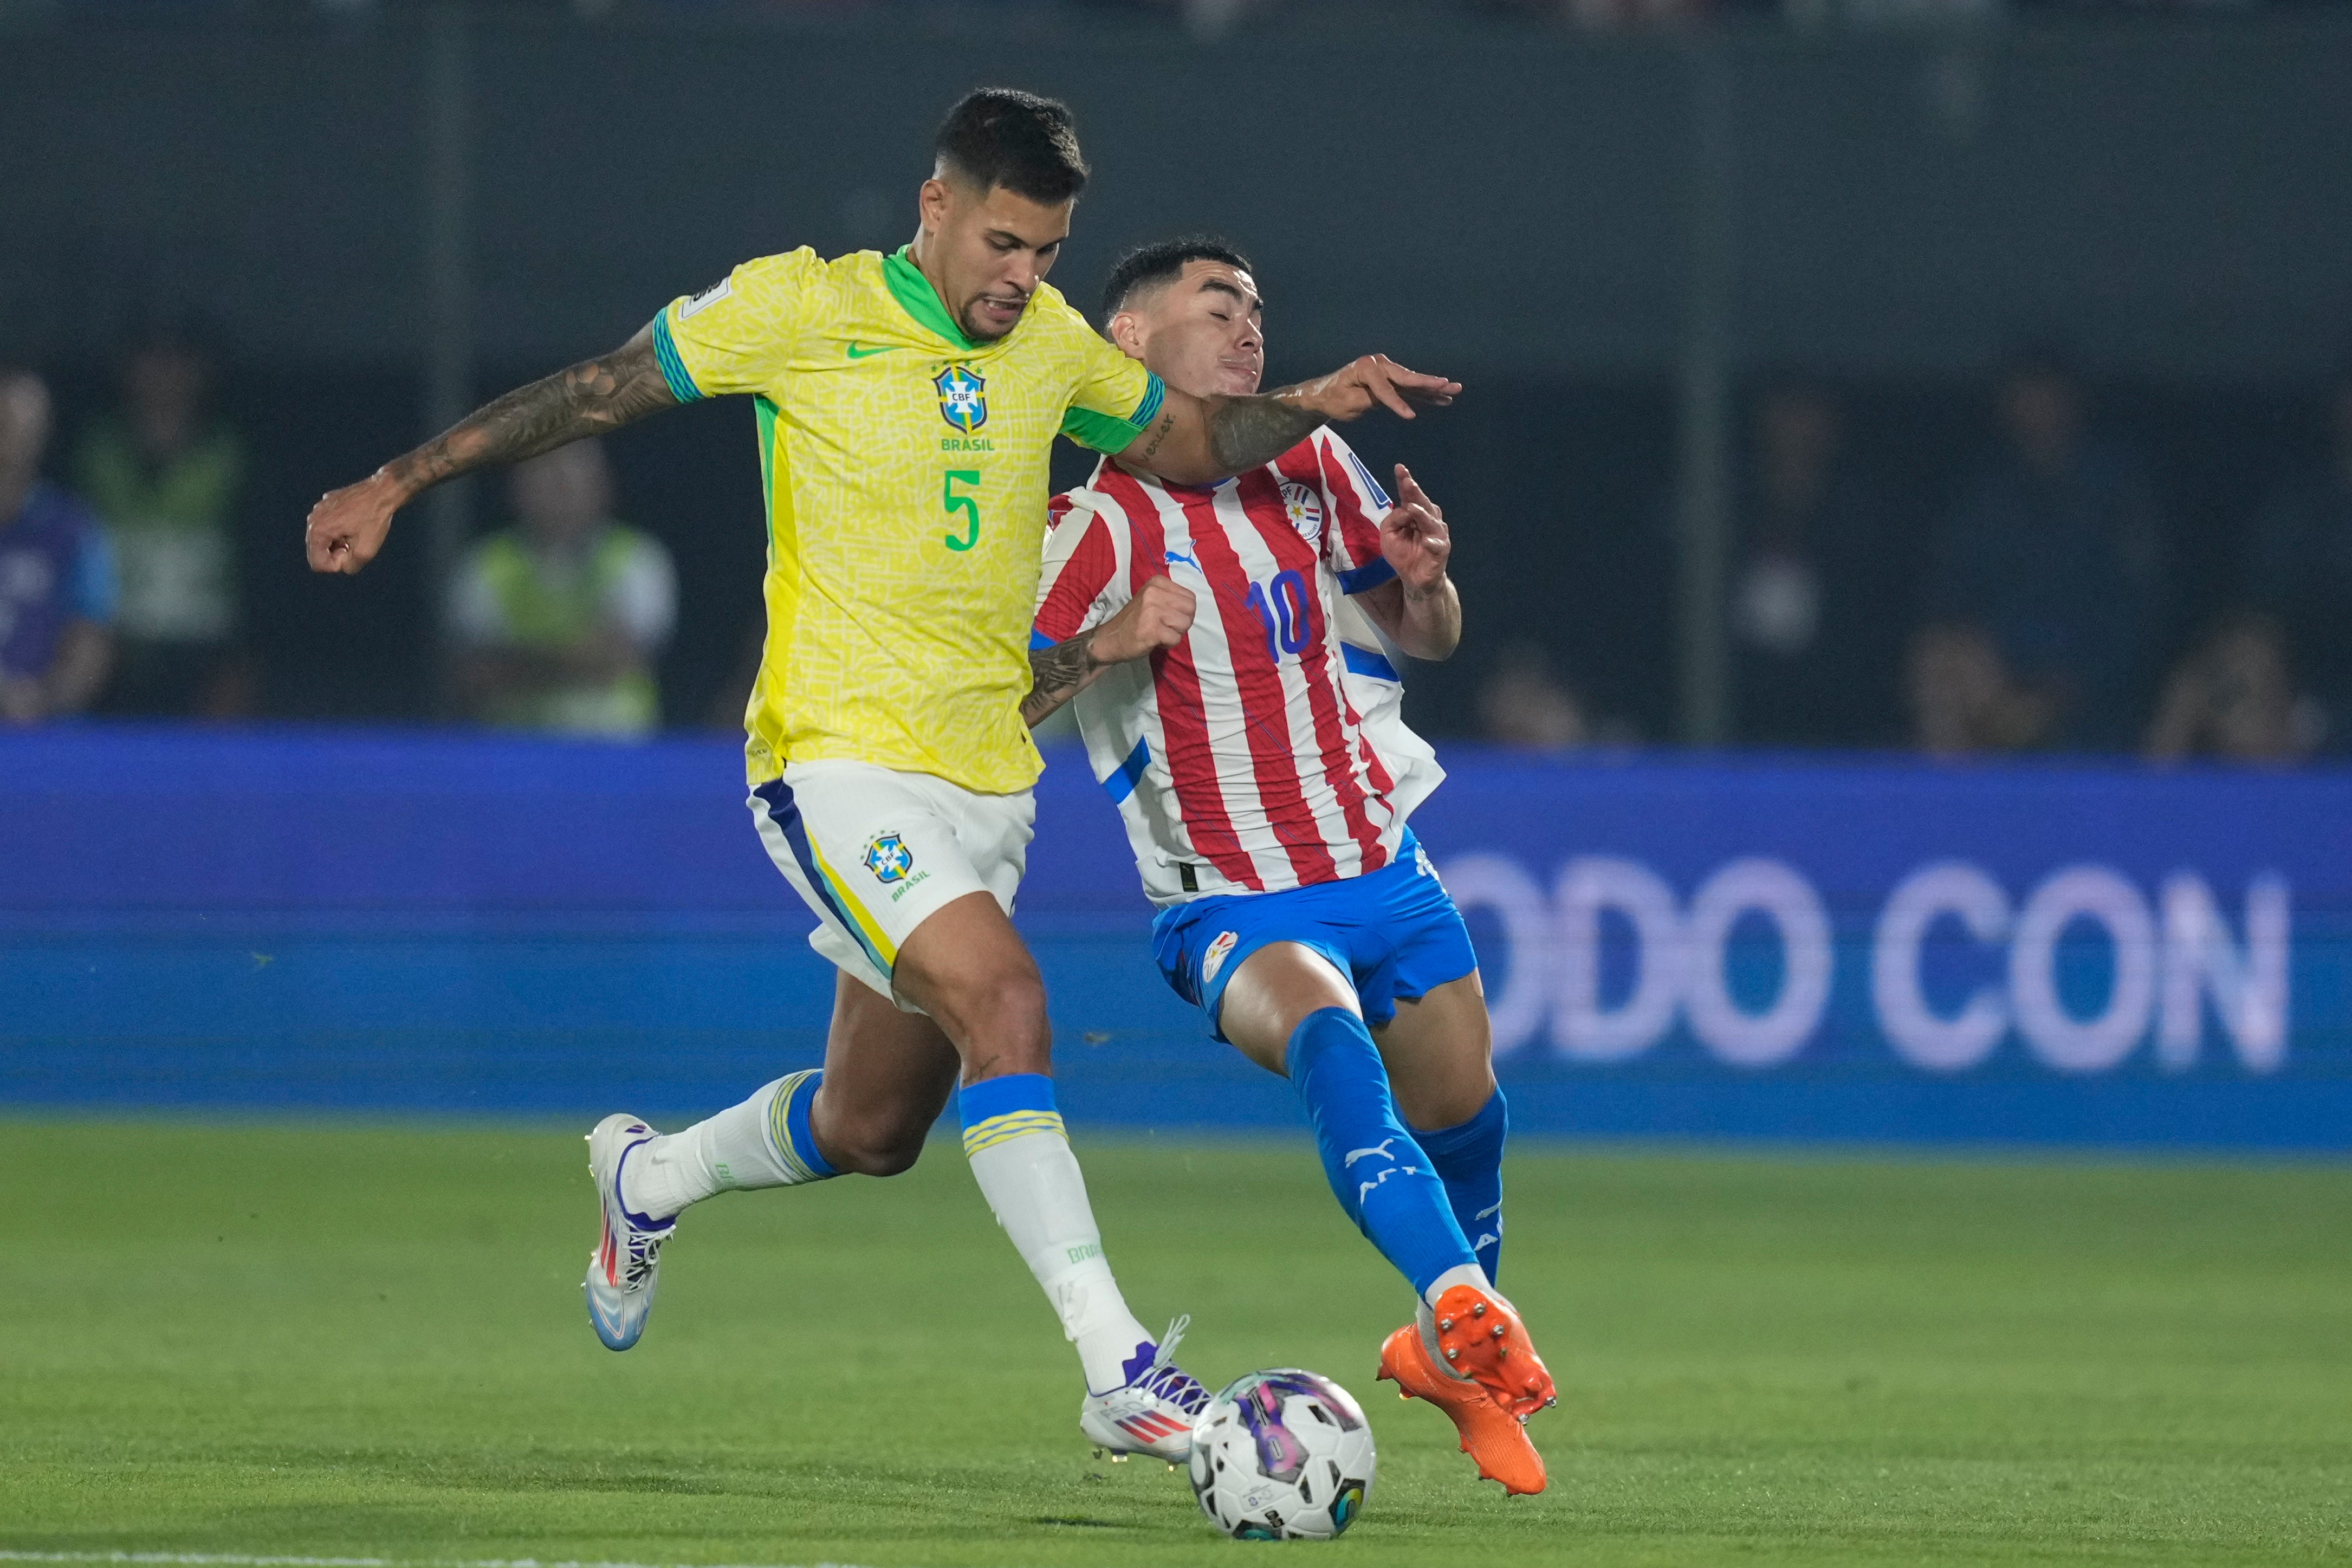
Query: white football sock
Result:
<box><xmin>966</xmin><ymin>1127</ymin><xmax>1154</xmax><ymax>1394</ymax></box>
<box><xmin>621</xmin><ymin>1072</ymin><xmax>822</xmax><ymax>1222</ymax></box>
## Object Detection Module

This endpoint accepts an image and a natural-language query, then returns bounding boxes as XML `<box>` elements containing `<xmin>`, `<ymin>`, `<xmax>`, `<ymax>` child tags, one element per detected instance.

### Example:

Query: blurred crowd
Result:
<box><xmin>7</xmin><ymin>328</ymin><xmax>2351</xmax><ymax>767</ymax></box>
<box><xmin>1481</xmin><ymin>350</ymin><xmax>2352</xmax><ymax>765</ymax></box>
<box><xmin>15</xmin><ymin>0</ymin><xmax>2323</xmax><ymax>27</ymax></box>
<box><xmin>1</xmin><ymin>329</ymin><xmax>679</xmax><ymax>740</ymax></box>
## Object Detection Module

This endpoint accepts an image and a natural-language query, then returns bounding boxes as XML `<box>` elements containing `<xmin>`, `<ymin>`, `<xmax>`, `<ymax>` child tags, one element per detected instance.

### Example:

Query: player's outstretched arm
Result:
<box><xmin>1022</xmin><ymin>573</ymin><xmax>1195</xmax><ymax>728</ymax></box>
<box><xmin>304</xmin><ymin>325</ymin><xmax>676</xmax><ymax>575</ymax></box>
<box><xmin>1358</xmin><ymin>464</ymin><xmax>1461</xmax><ymax>661</ymax></box>
<box><xmin>1119</xmin><ymin>355</ymin><xmax>1460</xmax><ymax>488</ymax></box>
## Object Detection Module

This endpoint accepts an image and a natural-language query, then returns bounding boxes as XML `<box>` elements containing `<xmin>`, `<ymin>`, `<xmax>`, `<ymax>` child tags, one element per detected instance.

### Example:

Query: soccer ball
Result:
<box><xmin>1186</xmin><ymin>1369</ymin><xmax>1376</xmax><ymax>1540</ymax></box>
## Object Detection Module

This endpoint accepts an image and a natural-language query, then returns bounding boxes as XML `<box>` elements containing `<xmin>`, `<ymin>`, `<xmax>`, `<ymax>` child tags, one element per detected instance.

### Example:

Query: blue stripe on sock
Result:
<box><xmin>782</xmin><ymin>1071</ymin><xmax>838</xmax><ymax>1181</ymax></box>
<box><xmin>958</xmin><ymin>1071</ymin><xmax>1058</xmax><ymax>1131</ymax></box>
<box><xmin>1414</xmin><ymin>1089</ymin><xmax>1506</xmax><ymax>1284</ymax></box>
<box><xmin>1286</xmin><ymin>1007</ymin><xmax>1476</xmax><ymax>1299</ymax></box>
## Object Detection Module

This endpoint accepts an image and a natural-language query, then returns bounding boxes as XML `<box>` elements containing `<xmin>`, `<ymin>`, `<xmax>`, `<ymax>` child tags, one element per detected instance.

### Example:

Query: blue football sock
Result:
<box><xmin>1413</xmin><ymin>1090</ymin><xmax>1507</xmax><ymax>1284</ymax></box>
<box><xmin>1286</xmin><ymin>1006</ymin><xmax>1479</xmax><ymax>1300</ymax></box>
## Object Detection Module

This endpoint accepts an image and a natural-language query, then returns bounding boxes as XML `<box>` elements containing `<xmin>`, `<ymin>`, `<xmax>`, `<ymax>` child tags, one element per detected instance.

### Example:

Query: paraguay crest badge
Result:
<box><xmin>934</xmin><ymin>365</ymin><xmax>988</xmax><ymax>433</ymax></box>
<box><xmin>1200</xmin><ymin>929</ymin><xmax>1240</xmax><ymax>986</ymax></box>
<box><xmin>863</xmin><ymin>831</ymin><xmax>916</xmax><ymax>885</ymax></box>
<box><xmin>1279</xmin><ymin>480</ymin><xmax>1325</xmax><ymax>544</ymax></box>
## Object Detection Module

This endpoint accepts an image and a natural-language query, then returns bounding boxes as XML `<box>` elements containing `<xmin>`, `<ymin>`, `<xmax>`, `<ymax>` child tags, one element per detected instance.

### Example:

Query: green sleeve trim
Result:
<box><xmin>1060</xmin><ymin>374</ymin><xmax>1168</xmax><ymax>455</ymax></box>
<box><xmin>650</xmin><ymin>312</ymin><xmax>705</xmax><ymax>403</ymax></box>
<box><xmin>753</xmin><ymin>394</ymin><xmax>780</xmax><ymax>557</ymax></box>
<box><xmin>1060</xmin><ymin>404</ymin><xmax>1145</xmax><ymax>456</ymax></box>
<box><xmin>1129</xmin><ymin>372</ymin><xmax>1166</xmax><ymax>430</ymax></box>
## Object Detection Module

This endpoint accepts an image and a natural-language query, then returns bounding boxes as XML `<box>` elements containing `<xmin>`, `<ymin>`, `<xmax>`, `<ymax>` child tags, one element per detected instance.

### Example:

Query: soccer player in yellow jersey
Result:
<box><xmin>303</xmin><ymin>88</ymin><xmax>1457</xmax><ymax>1460</ymax></box>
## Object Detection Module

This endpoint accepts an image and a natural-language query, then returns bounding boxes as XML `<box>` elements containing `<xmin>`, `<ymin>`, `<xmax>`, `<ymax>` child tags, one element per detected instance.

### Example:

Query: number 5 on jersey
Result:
<box><xmin>943</xmin><ymin>470</ymin><xmax>982</xmax><ymax>552</ymax></box>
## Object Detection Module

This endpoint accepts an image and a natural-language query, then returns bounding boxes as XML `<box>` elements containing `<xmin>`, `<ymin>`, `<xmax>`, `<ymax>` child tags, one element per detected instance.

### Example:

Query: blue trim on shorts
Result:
<box><xmin>753</xmin><ymin>778</ymin><xmax>891</xmax><ymax>977</ymax></box>
<box><xmin>1149</xmin><ymin>829</ymin><xmax>1479</xmax><ymax>1044</ymax></box>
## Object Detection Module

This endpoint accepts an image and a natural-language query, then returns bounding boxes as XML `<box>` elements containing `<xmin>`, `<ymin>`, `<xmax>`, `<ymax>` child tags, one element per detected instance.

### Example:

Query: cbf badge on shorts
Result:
<box><xmin>863</xmin><ymin>831</ymin><xmax>916</xmax><ymax>885</ymax></box>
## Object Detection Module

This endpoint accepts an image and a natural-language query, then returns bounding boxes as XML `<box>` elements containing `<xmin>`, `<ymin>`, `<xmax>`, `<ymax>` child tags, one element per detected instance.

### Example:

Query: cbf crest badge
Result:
<box><xmin>934</xmin><ymin>365</ymin><xmax>988</xmax><ymax>433</ymax></box>
<box><xmin>1279</xmin><ymin>480</ymin><xmax>1325</xmax><ymax>545</ymax></box>
<box><xmin>863</xmin><ymin>831</ymin><xmax>916</xmax><ymax>885</ymax></box>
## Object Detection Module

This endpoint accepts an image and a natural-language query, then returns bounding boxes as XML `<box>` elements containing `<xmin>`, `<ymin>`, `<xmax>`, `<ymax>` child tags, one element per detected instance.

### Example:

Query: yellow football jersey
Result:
<box><xmin>651</xmin><ymin>245</ymin><xmax>1164</xmax><ymax>794</ymax></box>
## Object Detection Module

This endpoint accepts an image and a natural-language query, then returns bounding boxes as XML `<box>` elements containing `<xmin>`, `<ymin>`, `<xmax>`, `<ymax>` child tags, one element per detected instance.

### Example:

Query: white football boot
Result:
<box><xmin>582</xmin><ymin>1112</ymin><xmax>675</xmax><ymax>1351</ymax></box>
<box><xmin>1079</xmin><ymin>1314</ymin><xmax>1213</xmax><ymax>1464</ymax></box>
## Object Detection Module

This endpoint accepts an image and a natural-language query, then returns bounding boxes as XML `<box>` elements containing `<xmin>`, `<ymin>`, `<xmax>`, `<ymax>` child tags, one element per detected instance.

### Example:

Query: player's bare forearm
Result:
<box><xmin>1022</xmin><ymin>632</ymin><xmax>1099</xmax><ymax>728</ymax></box>
<box><xmin>386</xmin><ymin>331</ymin><xmax>673</xmax><ymax>498</ymax></box>
<box><xmin>1398</xmin><ymin>576</ymin><xmax>1462</xmax><ymax>660</ymax></box>
<box><xmin>1024</xmin><ymin>575</ymin><xmax>1197</xmax><ymax>725</ymax></box>
<box><xmin>1118</xmin><ymin>357</ymin><xmax>1461</xmax><ymax>487</ymax></box>
<box><xmin>1361</xmin><ymin>576</ymin><xmax>1461</xmax><ymax>662</ymax></box>
<box><xmin>1120</xmin><ymin>392</ymin><xmax>1339</xmax><ymax>487</ymax></box>
<box><xmin>306</xmin><ymin>327</ymin><xmax>673</xmax><ymax>575</ymax></box>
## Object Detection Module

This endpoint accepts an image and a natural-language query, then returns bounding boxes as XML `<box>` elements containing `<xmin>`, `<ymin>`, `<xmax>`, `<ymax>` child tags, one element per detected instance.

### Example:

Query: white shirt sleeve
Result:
<box><xmin>1034</xmin><ymin>493</ymin><xmax>1135</xmax><ymax>643</ymax></box>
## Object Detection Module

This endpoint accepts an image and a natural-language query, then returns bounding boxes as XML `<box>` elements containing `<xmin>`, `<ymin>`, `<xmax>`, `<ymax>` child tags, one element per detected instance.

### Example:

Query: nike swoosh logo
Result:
<box><xmin>846</xmin><ymin>342</ymin><xmax>900</xmax><ymax>359</ymax></box>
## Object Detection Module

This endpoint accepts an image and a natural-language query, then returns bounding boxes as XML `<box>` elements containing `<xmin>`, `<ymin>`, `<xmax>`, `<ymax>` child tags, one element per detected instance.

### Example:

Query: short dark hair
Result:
<box><xmin>1099</xmin><ymin>235</ymin><xmax>1255</xmax><ymax>323</ymax></box>
<box><xmin>934</xmin><ymin>88</ymin><xmax>1088</xmax><ymax>205</ymax></box>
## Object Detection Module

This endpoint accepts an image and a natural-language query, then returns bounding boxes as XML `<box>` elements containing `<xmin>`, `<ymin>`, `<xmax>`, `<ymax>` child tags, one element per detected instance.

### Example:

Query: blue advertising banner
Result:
<box><xmin>2</xmin><ymin>728</ymin><xmax>2345</xmax><ymax>1149</ymax></box>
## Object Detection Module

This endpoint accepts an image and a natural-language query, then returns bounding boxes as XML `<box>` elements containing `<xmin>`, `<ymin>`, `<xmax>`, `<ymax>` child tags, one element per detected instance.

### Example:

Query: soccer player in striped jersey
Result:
<box><xmin>1026</xmin><ymin>238</ymin><xmax>1556</xmax><ymax>1495</ymax></box>
<box><xmin>302</xmin><ymin>95</ymin><xmax>1460</xmax><ymax>1464</ymax></box>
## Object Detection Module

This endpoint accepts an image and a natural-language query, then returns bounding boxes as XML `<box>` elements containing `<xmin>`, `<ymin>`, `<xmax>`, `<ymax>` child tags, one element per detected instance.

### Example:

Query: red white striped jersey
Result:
<box><xmin>1034</xmin><ymin>428</ymin><xmax>1415</xmax><ymax>906</ymax></box>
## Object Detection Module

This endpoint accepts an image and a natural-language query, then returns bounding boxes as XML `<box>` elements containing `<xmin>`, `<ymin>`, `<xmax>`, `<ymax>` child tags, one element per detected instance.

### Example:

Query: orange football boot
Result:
<box><xmin>1377</xmin><ymin>1314</ymin><xmax>1550</xmax><ymax>1496</ymax></box>
<box><xmin>1427</xmin><ymin>1284</ymin><xmax>1557</xmax><ymax>1418</ymax></box>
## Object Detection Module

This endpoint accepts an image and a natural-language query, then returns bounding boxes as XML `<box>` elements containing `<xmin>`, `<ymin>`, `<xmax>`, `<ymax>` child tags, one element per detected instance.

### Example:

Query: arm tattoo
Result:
<box><xmin>1205</xmin><ymin>392</ymin><xmax>1321</xmax><ymax>474</ymax></box>
<box><xmin>383</xmin><ymin>332</ymin><xmax>675</xmax><ymax>495</ymax></box>
<box><xmin>1022</xmin><ymin>631</ymin><xmax>1097</xmax><ymax>728</ymax></box>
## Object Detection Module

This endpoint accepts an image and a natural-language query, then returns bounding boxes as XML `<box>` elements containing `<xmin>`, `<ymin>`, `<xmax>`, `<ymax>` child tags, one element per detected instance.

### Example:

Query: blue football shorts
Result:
<box><xmin>1150</xmin><ymin>829</ymin><xmax>1481</xmax><ymax>1043</ymax></box>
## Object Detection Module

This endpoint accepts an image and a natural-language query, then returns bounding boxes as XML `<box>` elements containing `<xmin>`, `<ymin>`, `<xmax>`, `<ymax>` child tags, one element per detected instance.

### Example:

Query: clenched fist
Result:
<box><xmin>305</xmin><ymin>471</ymin><xmax>406</xmax><ymax>575</ymax></box>
<box><xmin>1092</xmin><ymin>573</ymin><xmax>1196</xmax><ymax>665</ymax></box>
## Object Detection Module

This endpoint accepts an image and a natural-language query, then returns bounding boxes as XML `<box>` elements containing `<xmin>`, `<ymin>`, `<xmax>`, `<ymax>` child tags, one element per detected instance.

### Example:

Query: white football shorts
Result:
<box><xmin>748</xmin><ymin>759</ymin><xmax>1035</xmax><ymax>1012</ymax></box>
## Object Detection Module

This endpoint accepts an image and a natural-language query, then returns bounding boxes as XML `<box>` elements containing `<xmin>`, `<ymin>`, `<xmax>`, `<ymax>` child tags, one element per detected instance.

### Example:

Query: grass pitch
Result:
<box><xmin>3</xmin><ymin>1120</ymin><xmax>2348</xmax><ymax>1567</ymax></box>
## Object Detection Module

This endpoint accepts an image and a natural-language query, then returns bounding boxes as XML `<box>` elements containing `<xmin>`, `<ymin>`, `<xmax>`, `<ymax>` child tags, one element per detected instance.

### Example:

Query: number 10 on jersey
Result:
<box><xmin>1245</xmin><ymin>569</ymin><xmax>1313</xmax><ymax>664</ymax></box>
<box><xmin>943</xmin><ymin>470</ymin><xmax>982</xmax><ymax>552</ymax></box>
